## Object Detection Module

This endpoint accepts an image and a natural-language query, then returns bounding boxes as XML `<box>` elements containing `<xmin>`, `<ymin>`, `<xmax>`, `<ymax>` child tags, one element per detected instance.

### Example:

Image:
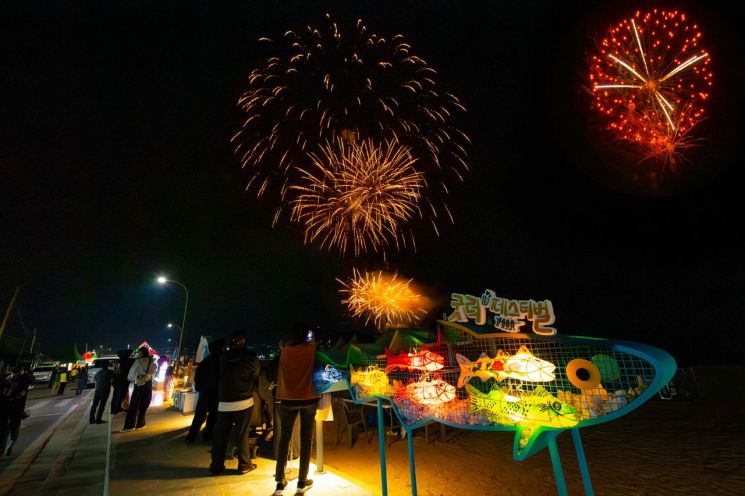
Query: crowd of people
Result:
<box><xmin>0</xmin><ymin>346</ymin><xmax>150</xmax><ymax>457</ymax></box>
<box><xmin>186</xmin><ymin>324</ymin><xmax>319</xmax><ymax>495</ymax></box>
<box><xmin>2</xmin><ymin>325</ymin><xmax>321</xmax><ymax>495</ymax></box>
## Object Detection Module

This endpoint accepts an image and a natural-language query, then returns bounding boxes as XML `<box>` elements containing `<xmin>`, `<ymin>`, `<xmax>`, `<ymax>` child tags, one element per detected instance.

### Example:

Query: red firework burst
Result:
<box><xmin>589</xmin><ymin>9</ymin><xmax>713</xmax><ymax>165</ymax></box>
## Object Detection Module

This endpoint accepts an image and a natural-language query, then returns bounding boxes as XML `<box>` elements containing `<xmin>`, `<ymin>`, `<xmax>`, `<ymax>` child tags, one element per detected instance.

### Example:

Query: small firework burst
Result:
<box><xmin>291</xmin><ymin>136</ymin><xmax>424</xmax><ymax>256</ymax></box>
<box><xmin>338</xmin><ymin>269</ymin><xmax>425</xmax><ymax>328</ymax></box>
<box><xmin>232</xmin><ymin>13</ymin><xmax>469</xmax><ymax>244</ymax></box>
<box><xmin>589</xmin><ymin>9</ymin><xmax>713</xmax><ymax>165</ymax></box>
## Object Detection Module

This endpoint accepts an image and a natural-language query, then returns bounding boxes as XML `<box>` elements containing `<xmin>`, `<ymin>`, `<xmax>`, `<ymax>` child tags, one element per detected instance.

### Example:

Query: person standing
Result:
<box><xmin>209</xmin><ymin>329</ymin><xmax>260</xmax><ymax>476</ymax></box>
<box><xmin>48</xmin><ymin>366</ymin><xmax>56</xmax><ymax>389</ymax></box>
<box><xmin>0</xmin><ymin>370</ymin><xmax>11</xmax><ymax>450</ymax></box>
<box><xmin>90</xmin><ymin>362</ymin><xmax>113</xmax><ymax>424</ymax></box>
<box><xmin>57</xmin><ymin>366</ymin><xmax>68</xmax><ymax>395</ymax></box>
<box><xmin>273</xmin><ymin>324</ymin><xmax>320</xmax><ymax>495</ymax></box>
<box><xmin>186</xmin><ymin>338</ymin><xmax>224</xmax><ymax>444</ymax></box>
<box><xmin>5</xmin><ymin>366</ymin><xmax>33</xmax><ymax>456</ymax></box>
<box><xmin>122</xmin><ymin>347</ymin><xmax>156</xmax><ymax>431</ymax></box>
<box><xmin>111</xmin><ymin>349</ymin><xmax>133</xmax><ymax>415</ymax></box>
<box><xmin>76</xmin><ymin>366</ymin><xmax>88</xmax><ymax>395</ymax></box>
<box><xmin>163</xmin><ymin>364</ymin><xmax>175</xmax><ymax>404</ymax></box>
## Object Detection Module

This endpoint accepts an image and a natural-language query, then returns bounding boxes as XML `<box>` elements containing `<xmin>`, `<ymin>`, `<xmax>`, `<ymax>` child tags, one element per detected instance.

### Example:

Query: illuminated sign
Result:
<box><xmin>448</xmin><ymin>289</ymin><xmax>557</xmax><ymax>335</ymax></box>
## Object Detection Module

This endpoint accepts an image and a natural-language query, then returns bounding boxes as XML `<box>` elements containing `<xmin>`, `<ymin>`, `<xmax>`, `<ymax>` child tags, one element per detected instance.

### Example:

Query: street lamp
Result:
<box><xmin>157</xmin><ymin>275</ymin><xmax>188</xmax><ymax>367</ymax></box>
<box><xmin>167</xmin><ymin>323</ymin><xmax>181</xmax><ymax>357</ymax></box>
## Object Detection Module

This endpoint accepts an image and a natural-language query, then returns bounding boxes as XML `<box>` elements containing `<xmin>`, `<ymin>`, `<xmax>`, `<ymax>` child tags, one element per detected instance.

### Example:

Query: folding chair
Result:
<box><xmin>331</xmin><ymin>398</ymin><xmax>372</xmax><ymax>448</ymax></box>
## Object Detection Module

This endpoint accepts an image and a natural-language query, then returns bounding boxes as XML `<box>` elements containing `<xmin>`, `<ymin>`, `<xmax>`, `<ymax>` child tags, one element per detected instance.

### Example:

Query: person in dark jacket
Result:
<box><xmin>48</xmin><ymin>367</ymin><xmax>56</xmax><ymax>389</ymax></box>
<box><xmin>0</xmin><ymin>371</ymin><xmax>11</xmax><ymax>450</ymax></box>
<box><xmin>76</xmin><ymin>366</ymin><xmax>88</xmax><ymax>395</ymax></box>
<box><xmin>110</xmin><ymin>349</ymin><xmax>133</xmax><ymax>415</ymax></box>
<box><xmin>186</xmin><ymin>338</ymin><xmax>224</xmax><ymax>443</ymax></box>
<box><xmin>90</xmin><ymin>362</ymin><xmax>113</xmax><ymax>424</ymax></box>
<box><xmin>209</xmin><ymin>329</ymin><xmax>260</xmax><ymax>476</ymax></box>
<box><xmin>5</xmin><ymin>366</ymin><xmax>33</xmax><ymax>455</ymax></box>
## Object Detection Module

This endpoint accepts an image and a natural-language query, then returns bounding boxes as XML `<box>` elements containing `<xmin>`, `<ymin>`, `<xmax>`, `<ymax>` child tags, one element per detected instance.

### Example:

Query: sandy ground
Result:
<box><xmin>320</xmin><ymin>398</ymin><xmax>745</xmax><ymax>495</ymax></box>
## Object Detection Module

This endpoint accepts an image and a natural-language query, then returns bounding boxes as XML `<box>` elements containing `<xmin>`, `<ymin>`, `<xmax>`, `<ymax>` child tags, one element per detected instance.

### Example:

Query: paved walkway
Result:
<box><xmin>109</xmin><ymin>403</ymin><xmax>376</xmax><ymax>496</ymax></box>
<box><xmin>0</xmin><ymin>388</ymin><xmax>108</xmax><ymax>495</ymax></box>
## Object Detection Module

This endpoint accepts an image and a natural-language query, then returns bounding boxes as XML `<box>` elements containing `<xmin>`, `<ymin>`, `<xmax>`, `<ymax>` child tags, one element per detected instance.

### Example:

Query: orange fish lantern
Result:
<box><xmin>385</xmin><ymin>346</ymin><xmax>444</xmax><ymax>374</ymax></box>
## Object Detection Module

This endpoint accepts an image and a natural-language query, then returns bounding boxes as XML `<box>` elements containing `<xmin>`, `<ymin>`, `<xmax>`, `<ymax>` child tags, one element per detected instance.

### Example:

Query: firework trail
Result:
<box><xmin>291</xmin><ymin>136</ymin><xmax>424</xmax><ymax>256</ymax></box>
<box><xmin>338</xmin><ymin>268</ymin><xmax>426</xmax><ymax>328</ymax></box>
<box><xmin>232</xmin><ymin>13</ymin><xmax>469</xmax><ymax>253</ymax></box>
<box><xmin>589</xmin><ymin>9</ymin><xmax>712</xmax><ymax>165</ymax></box>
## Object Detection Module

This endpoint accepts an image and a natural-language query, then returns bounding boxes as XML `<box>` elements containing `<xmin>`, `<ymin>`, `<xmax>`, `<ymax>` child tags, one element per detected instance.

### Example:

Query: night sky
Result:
<box><xmin>2</xmin><ymin>1</ymin><xmax>744</xmax><ymax>365</ymax></box>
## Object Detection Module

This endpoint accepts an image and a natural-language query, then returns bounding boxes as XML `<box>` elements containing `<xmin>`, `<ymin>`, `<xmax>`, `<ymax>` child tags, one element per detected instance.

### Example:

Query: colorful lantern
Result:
<box><xmin>499</xmin><ymin>346</ymin><xmax>556</xmax><ymax>382</ymax></box>
<box><xmin>313</xmin><ymin>364</ymin><xmax>344</xmax><ymax>392</ymax></box>
<box><xmin>385</xmin><ymin>346</ymin><xmax>444</xmax><ymax>374</ymax></box>
<box><xmin>394</xmin><ymin>376</ymin><xmax>457</xmax><ymax>405</ymax></box>
<box><xmin>466</xmin><ymin>384</ymin><xmax>578</xmax><ymax>429</ymax></box>
<box><xmin>350</xmin><ymin>365</ymin><xmax>392</xmax><ymax>398</ymax></box>
<box><xmin>456</xmin><ymin>346</ymin><xmax>556</xmax><ymax>386</ymax></box>
<box><xmin>455</xmin><ymin>352</ymin><xmax>503</xmax><ymax>387</ymax></box>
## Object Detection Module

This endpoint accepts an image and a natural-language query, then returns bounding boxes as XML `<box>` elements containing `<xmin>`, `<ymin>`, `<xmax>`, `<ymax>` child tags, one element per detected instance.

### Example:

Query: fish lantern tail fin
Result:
<box><xmin>455</xmin><ymin>353</ymin><xmax>472</xmax><ymax>388</ymax></box>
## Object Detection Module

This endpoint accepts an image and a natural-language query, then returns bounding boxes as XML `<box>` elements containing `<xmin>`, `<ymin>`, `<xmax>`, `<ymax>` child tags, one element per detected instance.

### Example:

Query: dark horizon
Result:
<box><xmin>2</xmin><ymin>1</ymin><xmax>744</xmax><ymax>367</ymax></box>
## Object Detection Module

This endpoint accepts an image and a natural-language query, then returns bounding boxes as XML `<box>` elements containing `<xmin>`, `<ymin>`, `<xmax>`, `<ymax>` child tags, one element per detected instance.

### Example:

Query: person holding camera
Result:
<box><xmin>273</xmin><ymin>323</ymin><xmax>319</xmax><ymax>495</ymax></box>
<box><xmin>122</xmin><ymin>347</ymin><xmax>157</xmax><ymax>431</ymax></box>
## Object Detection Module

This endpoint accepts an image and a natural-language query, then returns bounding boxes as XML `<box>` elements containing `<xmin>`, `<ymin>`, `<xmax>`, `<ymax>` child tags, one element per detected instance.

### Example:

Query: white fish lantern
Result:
<box><xmin>501</xmin><ymin>346</ymin><xmax>556</xmax><ymax>382</ymax></box>
<box><xmin>399</xmin><ymin>377</ymin><xmax>457</xmax><ymax>405</ymax></box>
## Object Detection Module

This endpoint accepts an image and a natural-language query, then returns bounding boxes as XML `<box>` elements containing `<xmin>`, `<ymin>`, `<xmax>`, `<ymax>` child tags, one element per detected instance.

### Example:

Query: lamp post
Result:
<box><xmin>157</xmin><ymin>276</ymin><xmax>188</xmax><ymax>367</ymax></box>
<box><xmin>167</xmin><ymin>323</ymin><xmax>181</xmax><ymax>360</ymax></box>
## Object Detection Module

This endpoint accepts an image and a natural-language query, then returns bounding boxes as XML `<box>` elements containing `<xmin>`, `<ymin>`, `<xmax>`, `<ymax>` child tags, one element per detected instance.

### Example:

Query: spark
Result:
<box><xmin>291</xmin><ymin>136</ymin><xmax>423</xmax><ymax>256</ymax></box>
<box><xmin>590</xmin><ymin>9</ymin><xmax>712</xmax><ymax>164</ymax></box>
<box><xmin>232</xmin><ymin>13</ymin><xmax>469</xmax><ymax>247</ymax></box>
<box><xmin>337</xmin><ymin>269</ymin><xmax>425</xmax><ymax>327</ymax></box>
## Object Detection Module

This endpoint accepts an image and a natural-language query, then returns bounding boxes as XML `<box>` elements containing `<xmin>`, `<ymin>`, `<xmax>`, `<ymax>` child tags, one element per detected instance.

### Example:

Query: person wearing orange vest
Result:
<box><xmin>273</xmin><ymin>323</ymin><xmax>320</xmax><ymax>495</ymax></box>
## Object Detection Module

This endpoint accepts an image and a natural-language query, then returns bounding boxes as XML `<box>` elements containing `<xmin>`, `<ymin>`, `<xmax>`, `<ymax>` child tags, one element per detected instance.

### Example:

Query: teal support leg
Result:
<box><xmin>571</xmin><ymin>429</ymin><xmax>594</xmax><ymax>496</ymax></box>
<box><xmin>406</xmin><ymin>427</ymin><xmax>417</xmax><ymax>496</ymax></box>
<box><xmin>376</xmin><ymin>397</ymin><xmax>388</xmax><ymax>496</ymax></box>
<box><xmin>547</xmin><ymin>433</ymin><xmax>568</xmax><ymax>496</ymax></box>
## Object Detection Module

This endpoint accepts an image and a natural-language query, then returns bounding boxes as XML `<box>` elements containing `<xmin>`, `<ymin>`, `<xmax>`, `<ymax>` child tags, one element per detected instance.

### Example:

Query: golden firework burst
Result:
<box><xmin>338</xmin><ymin>269</ymin><xmax>425</xmax><ymax>327</ymax></box>
<box><xmin>231</xmin><ymin>13</ymin><xmax>469</xmax><ymax>241</ymax></box>
<box><xmin>291</xmin><ymin>136</ymin><xmax>424</xmax><ymax>256</ymax></box>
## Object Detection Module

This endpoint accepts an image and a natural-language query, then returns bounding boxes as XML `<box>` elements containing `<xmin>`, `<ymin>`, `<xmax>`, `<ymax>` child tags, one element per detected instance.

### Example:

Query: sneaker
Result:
<box><xmin>297</xmin><ymin>479</ymin><xmax>314</xmax><ymax>493</ymax></box>
<box><xmin>120</xmin><ymin>428</ymin><xmax>134</xmax><ymax>433</ymax></box>
<box><xmin>273</xmin><ymin>479</ymin><xmax>288</xmax><ymax>495</ymax></box>
<box><xmin>89</xmin><ymin>419</ymin><xmax>95</xmax><ymax>424</ymax></box>
<box><xmin>237</xmin><ymin>463</ymin><xmax>256</xmax><ymax>475</ymax></box>
<box><xmin>95</xmin><ymin>420</ymin><xmax>107</xmax><ymax>424</ymax></box>
<box><xmin>134</xmin><ymin>425</ymin><xmax>146</xmax><ymax>430</ymax></box>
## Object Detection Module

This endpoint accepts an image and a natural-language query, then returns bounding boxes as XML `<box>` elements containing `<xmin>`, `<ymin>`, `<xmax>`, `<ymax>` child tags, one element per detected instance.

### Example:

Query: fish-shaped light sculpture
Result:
<box><xmin>467</xmin><ymin>384</ymin><xmax>578</xmax><ymax>428</ymax></box>
<box><xmin>385</xmin><ymin>346</ymin><xmax>444</xmax><ymax>374</ymax></box>
<box><xmin>456</xmin><ymin>346</ymin><xmax>556</xmax><ymax>386</ymax></box>
<box><xmin>312</xmin><ymin>364</ymin><xmax>344</xmax><ymax>392</ymax></box>
<box><xmin>395</xmin><ymin>376</ymin><xmax>457</xmax><ymax>405</ymax></box>
<box><xmin>498</xmin><ymin>346</ymin><xmax>556</xmax><ymax>382</ymax></box>
<box><xmin>322</xmin><ymin>318</ymin><xmax>677</xmax><ymax>495</ymax></box>
<box><xmin>350</xmin><ymin>365</ymin><xmax>392</xmax><ymax>398</ymax></box>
